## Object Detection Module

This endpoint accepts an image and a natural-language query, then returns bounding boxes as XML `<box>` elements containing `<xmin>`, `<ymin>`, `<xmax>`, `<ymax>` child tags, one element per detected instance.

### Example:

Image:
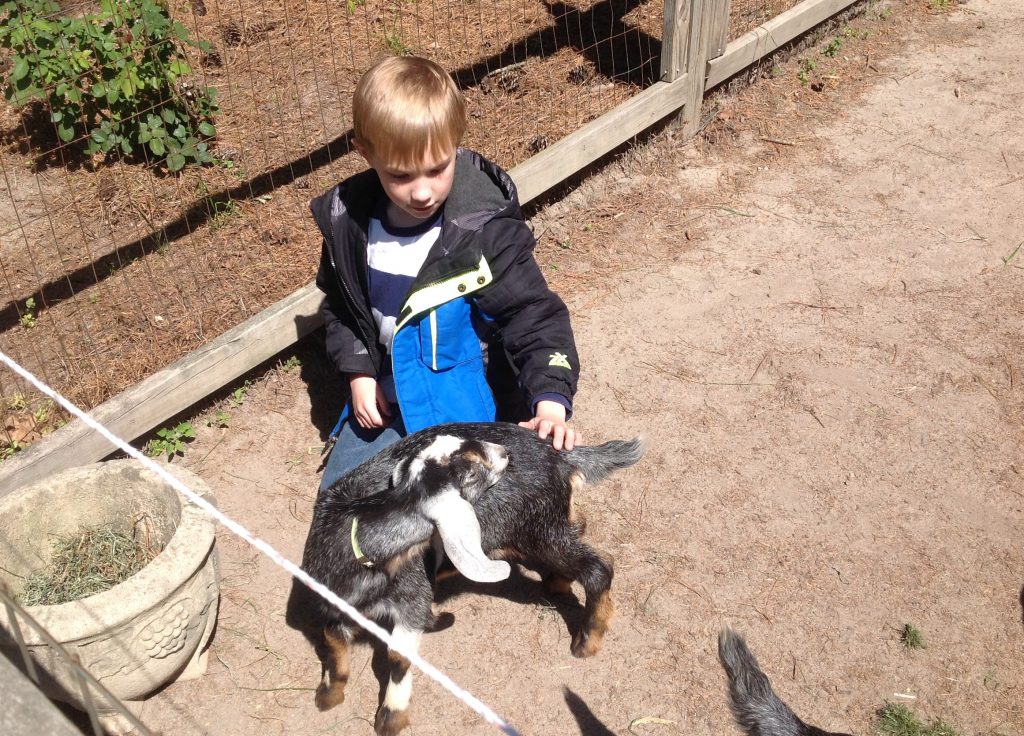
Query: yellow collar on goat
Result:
<box><xmin>350</xmin><ymin>517</ymin><xmax>375</xmax><ymax>568</ymax></box>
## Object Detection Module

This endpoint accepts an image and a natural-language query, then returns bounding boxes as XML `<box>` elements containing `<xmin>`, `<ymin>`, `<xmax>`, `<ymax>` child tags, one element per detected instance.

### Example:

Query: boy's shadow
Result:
<box><xmin>288</xmin><ymin>325</ymin><xmax>348</xmax><ymax>444</ymax></box>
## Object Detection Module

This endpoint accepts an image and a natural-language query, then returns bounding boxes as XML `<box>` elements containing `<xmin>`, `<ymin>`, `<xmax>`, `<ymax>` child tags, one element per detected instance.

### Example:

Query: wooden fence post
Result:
<box><xmin>661</xmin><ymin>0</ymin><xmax>732</xmax><ymax>135</ymax></box>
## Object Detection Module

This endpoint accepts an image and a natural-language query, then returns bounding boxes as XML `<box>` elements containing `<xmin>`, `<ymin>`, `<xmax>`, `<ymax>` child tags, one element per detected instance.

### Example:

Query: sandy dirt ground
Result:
<box><xmin>136</xmin><ymin>1</ymin><xmax>1023</xmax><ymax>734</ymax></box>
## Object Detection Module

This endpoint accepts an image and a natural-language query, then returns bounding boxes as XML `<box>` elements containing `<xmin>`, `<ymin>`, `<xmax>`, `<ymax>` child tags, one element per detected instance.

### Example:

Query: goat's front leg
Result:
<box><xmin>375</xmin><ymin>624</ymin><xmax>420</xmax><ymax>736</ymax></box>
<box><xmin>315</xmin><ymin>624</ymin><xmax>351</xmax><ymax>710</ymax></box>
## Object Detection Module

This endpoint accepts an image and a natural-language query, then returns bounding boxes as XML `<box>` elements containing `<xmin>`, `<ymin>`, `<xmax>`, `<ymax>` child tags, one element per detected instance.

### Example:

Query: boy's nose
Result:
<box><xmin>411</xmin><ymin>179</ymin><xmax>432</xmax><ymax>203</ymax></box>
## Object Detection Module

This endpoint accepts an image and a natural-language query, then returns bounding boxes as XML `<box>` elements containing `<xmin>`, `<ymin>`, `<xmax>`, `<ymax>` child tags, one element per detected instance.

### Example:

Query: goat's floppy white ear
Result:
<box><xmin>421</xmin><ymin>490</ymin><xmax>510</xmax><ymax>583</ymax></box>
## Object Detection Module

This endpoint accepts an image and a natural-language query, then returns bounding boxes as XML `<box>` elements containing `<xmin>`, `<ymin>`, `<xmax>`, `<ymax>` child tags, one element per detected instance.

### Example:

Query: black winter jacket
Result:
<box><xmin>310</xmin><ymin>148</ymin><xmax>579</xmax><ymax>422</ymax></box>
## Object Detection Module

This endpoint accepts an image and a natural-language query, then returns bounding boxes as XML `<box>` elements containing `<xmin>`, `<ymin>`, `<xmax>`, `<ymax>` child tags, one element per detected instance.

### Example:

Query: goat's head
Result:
<box><xmin>390</xmin><ymin>434</ymin><xmax>511</xmax><ymax>583</ymax></box>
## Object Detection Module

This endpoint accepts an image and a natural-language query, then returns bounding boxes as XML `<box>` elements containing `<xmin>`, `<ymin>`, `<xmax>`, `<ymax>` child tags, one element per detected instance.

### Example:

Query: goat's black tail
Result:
<box><xmin>565</xmin><ymin>436</ymin><xmax>647</xmax><ymax>484</ymax></box>
<box><xmin>718</xmin><ymin>628</ymin><xmax>852</xmax><ymax>736</ymax></box>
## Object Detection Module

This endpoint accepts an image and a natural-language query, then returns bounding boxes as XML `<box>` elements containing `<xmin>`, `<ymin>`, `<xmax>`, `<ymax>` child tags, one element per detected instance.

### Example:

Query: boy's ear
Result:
<box><xmin>352</xmin><ymin>138</ymin><xmax>369</xmax><ymax>162</ymax></box>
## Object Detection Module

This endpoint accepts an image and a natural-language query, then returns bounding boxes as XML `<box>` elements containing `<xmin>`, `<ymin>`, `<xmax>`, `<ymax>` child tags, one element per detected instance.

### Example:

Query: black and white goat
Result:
<box><xmin>292</xmin><ymin>422</ymin><xmax>645</xmax><ymax>735</ymax></box>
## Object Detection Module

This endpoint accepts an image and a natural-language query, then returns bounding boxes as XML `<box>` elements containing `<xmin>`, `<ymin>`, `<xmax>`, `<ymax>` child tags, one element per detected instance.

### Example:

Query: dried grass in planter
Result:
<box><xmin>17</xmin><ymin>517</ymin><xmax>162</xmax><ymax>606</ymax></box>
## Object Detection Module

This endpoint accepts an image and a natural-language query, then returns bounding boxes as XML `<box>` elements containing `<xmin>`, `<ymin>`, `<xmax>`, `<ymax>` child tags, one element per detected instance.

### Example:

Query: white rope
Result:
<box><xmin>0</xmin><ymin>350</ymin><xmax>521</xmax><ymax>736</ymax></box>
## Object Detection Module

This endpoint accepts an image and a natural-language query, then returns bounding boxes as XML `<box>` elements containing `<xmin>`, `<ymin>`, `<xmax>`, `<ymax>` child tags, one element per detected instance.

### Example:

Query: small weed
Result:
<box><xmin>1</xmin><ymin>439</ymin><xmax>24</xmax><ymax>461</ymax></box>
<box><xmin>208</xmin><ymin>198</ymin><xmax>240</xmax><ymax>229</ymax></box>
<box><xmin>772</xmin><ymin>65</ymin><xmax>785</xmax><ymax>78</ymax></box>
<box><xmin>229</xmin><ymin>380</ymin><xmax>251</xmax><ymax>408</ymax></box>
<box><xmin>6</xmin><ymin>393</ymin><xmax>28</xmax><ymax>411</ymax></box>
<box><xmin>822</xmin><ymin>36</ymin><xmax>844</xmax><ymax>57</ymax></box>
<box><xmin>20</xmin><ymin>297</ymin><xmax>37</xmax><ymax>328</ymax></box>
<box><xmin>900</xmin><ymin>623</ymin><xmax>926</xmax><ymax>650</ymax></box>
<box><xmin>928</xmin><ymin>0</ymin><xmax>952</xmax><ymax>9</ymax></box>
<box><xmin>535</xmin><ymin>600</ymin><xmax>559</xmax><ymax>622</ymax></box>
<box><xmin>346</xmin><ymin>0</ymin><xmax>364</xmax><ymax>10</ymax></box>
<box><xmin>279</xmin><ymin>355</ymin><xmax>302</xmax><ymax>373</ymax></box>
<box><xmin>384</xmin><ymin>30</ymin><xmax>410</xmax><ymax>55</ymax></box>
<box><xmin>557</xmin><ymin>239</ymin><xmax>572</xmax><ymax>249</ymax></box>
<box><xmin>32</xmin><ymin>400</ymin><xmax>52</xmax><ymax>424</ymax></box>
<box><xmin>797</xmin><ymin>57</ymin><xmax>817</xmax><ymax>85</ymax></box>
<box><xmin>206</xmin><ymin>410</ymin><xmax>230</xmax><ymax>429</ymax></box>
<box><xmin>88</xmin><ymin>291</ymin><xmax>100</xmax><ymax>304</ymax></box>
<box><xmin>145</xmin><ymin>421</ymin><xmax>195</xmax><ymax>460</ymax></box>
<box><xmin>876</xmin><ymin>703</ymin><xmax>961</xmax><ymax>736</ymax></box>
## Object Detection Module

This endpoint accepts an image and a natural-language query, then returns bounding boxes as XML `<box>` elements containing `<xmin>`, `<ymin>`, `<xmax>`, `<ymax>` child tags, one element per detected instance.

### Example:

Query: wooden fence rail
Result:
<box><xmin>0</xmin><ymin>0</ymin><xmax>862</xmax><ymax>495</ymax></box>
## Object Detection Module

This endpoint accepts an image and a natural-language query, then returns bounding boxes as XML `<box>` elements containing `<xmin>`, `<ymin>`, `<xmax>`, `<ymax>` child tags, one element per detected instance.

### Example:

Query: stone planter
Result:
<box><xmin>0</xmin><ymin>459</ymin><xmax>220</xmax><ymax>733</ymax></box>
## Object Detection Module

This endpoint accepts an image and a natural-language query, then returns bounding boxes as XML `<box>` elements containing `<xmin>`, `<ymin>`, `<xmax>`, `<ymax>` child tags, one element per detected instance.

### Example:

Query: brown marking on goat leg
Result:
<box><xmin>375</xmin><ymin>705</ymin><xmax>411</xmax><ymax>736</ymax></box>
<box><xmin>315</xmin><ymin>627</ymin><xmax>350</xmax><ymax>711</ymax></box>
<box><xmin>387</xmin><ymin>649</ymin><xmax>411</xmax><ymax>671</ymax></box>
<box><xmin>543</xmin><ymin>573</ymin><xmax>575</xmax><ymax>596</ymax></box>
<box><xmin>571</xmin><ymin>590</ymin><xmax>614</xmax><ymax>658</ymax></box>
<box><xmin>383</xmin><ymin>540</ymin><xmax>431</xmax><ymax>577</ymax></box>
<box><xmin>566</xmin><ymin>472</ymin><xmax>590</xmax><ymax>535</ymax></box>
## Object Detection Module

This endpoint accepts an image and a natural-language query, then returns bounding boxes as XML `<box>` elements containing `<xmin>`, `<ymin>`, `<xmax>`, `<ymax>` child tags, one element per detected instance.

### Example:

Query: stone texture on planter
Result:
<box><xmin>0</xmin><ymin>459</ymin><xmax>219</xmax><ymax>731</ymax></box>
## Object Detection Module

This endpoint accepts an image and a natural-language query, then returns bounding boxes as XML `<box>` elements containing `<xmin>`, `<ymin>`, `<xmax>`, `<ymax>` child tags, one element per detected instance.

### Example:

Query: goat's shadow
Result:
<box><xmin>433</xmin><ymin>562</ymin><xmax>589</xmax><ymax>647</ymax></box>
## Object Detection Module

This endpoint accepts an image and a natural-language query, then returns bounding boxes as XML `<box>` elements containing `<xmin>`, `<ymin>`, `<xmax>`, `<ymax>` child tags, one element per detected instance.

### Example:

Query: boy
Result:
<box><xmin>311</xmin><ymin>55</ymin><xmax>581</xmax><ymax>492</ymax></box>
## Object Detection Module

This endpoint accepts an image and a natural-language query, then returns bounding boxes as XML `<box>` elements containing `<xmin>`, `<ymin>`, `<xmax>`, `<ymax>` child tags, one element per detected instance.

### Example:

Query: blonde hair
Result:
<box><xmin>353</xmin><ymin>56</ymin><xmax>467</xmax><ymax>167</ymax></box>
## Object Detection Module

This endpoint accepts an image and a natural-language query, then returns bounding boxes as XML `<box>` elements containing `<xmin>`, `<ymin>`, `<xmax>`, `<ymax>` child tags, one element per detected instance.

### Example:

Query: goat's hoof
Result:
<box><xmin>315</xmin><ymin>682</ymin><xmax>346</xmax><ymax>711</ymax></box>
<box><xmin>428</xmin><ymin>611</ymin><xmax>455</xmax><ymax>633</ymax></box>
<box><xmin>375</xmin><ymin>706</ymin><xmax>411</xmax><ymax>736</ymax></box>
<box><xmin>571</xmin><ymin>628</ymin><xmax>603</xmax><ymax>658</ymax></box>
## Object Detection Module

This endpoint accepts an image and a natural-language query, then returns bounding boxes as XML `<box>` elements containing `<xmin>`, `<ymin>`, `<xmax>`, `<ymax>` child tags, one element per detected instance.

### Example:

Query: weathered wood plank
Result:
<box><xmin>706</xmin><ymin>0</ymin><xmax>733</xmax><ymax>60</ymax></box>
<box><xmin>0</xmin><ymin>285</ymin><xmax>324</xmax><ymax>493</ymax></box>
<box><xmin>509</xmin><ymin>78</ymin><xmax>692</xmax><ymax>204</ymax></box>
<box><xmin>706</xmin><ymin>0</ymin><xmax>860</xmax><ymax>89</ymax></box>
<box><xmin>661</xmin><ymin>0</ymin><xmax>691</xmax><ymax>82</ymax></box>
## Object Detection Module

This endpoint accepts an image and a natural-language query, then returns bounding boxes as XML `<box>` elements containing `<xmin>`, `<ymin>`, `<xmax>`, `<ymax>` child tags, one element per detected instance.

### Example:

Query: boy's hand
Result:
<box><xmin>349</xmin><ymin>374</ymin><xmax>392</xmax><ymax>429</ymax></box>
<box><xmin>519</xmin><ymin>400</ymin><xmax>580</xmax><ymax>451</ymax></box>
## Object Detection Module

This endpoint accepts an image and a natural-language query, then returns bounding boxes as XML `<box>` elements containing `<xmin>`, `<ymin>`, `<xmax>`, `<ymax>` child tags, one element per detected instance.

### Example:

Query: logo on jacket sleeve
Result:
<box><xmin>548</xmin><ymin>352</ymin><xmax>572</xmax><ymax>370</ymax></box>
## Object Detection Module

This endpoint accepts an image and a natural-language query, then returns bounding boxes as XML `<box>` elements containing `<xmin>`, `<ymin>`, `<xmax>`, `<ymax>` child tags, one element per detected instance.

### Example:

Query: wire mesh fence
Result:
<box><xmin>0</xmin><ymin>0</ymin><xmax>804</xmax><ymax>458</ymax></box>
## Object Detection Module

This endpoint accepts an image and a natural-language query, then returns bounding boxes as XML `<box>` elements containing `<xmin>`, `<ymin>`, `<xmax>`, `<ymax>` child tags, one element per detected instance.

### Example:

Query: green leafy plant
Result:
<box><xmin>145</xmin><ymin>421</ymin><xmax>194</xmax><ymax>459</ymax></box>
<box><xmin>0</xmin><ymin>0</ymin><xmax>219</xmax><ymax>171</ymax></box>
<box><xmin>19</xmin><ymin>296</ymin><xmax>37</xmax><ymax>327</ymax></box>
<box><xmin>822</xmin><ymin>35</ymin><xmax>844</xmax><ymax>57</ymax></box>
<box><xmin>278</xmin><ymin>355</ymin><xmax>302</xmax><ymax>373</ymax></box>
<box><xmin>384</xmin><ymin>29</ymin><xmax>409</xmax><ymax>55</ymax></box>
<box><xmin>228</xmin><ymin>380</ymin><xmax>250</xmax><ymax>408</ymax></box>
<box><xmin>797</xmin><ymin>57</ymin><xmax>818</xmax><ymax>85</ymax></box>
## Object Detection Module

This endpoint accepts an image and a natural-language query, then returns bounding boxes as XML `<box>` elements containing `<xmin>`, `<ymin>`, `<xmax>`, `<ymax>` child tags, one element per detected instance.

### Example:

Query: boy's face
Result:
<box><xmin>357</xmin><ymin>142</ymin><xmax>456</xmax><ymax>228</ymax></box>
